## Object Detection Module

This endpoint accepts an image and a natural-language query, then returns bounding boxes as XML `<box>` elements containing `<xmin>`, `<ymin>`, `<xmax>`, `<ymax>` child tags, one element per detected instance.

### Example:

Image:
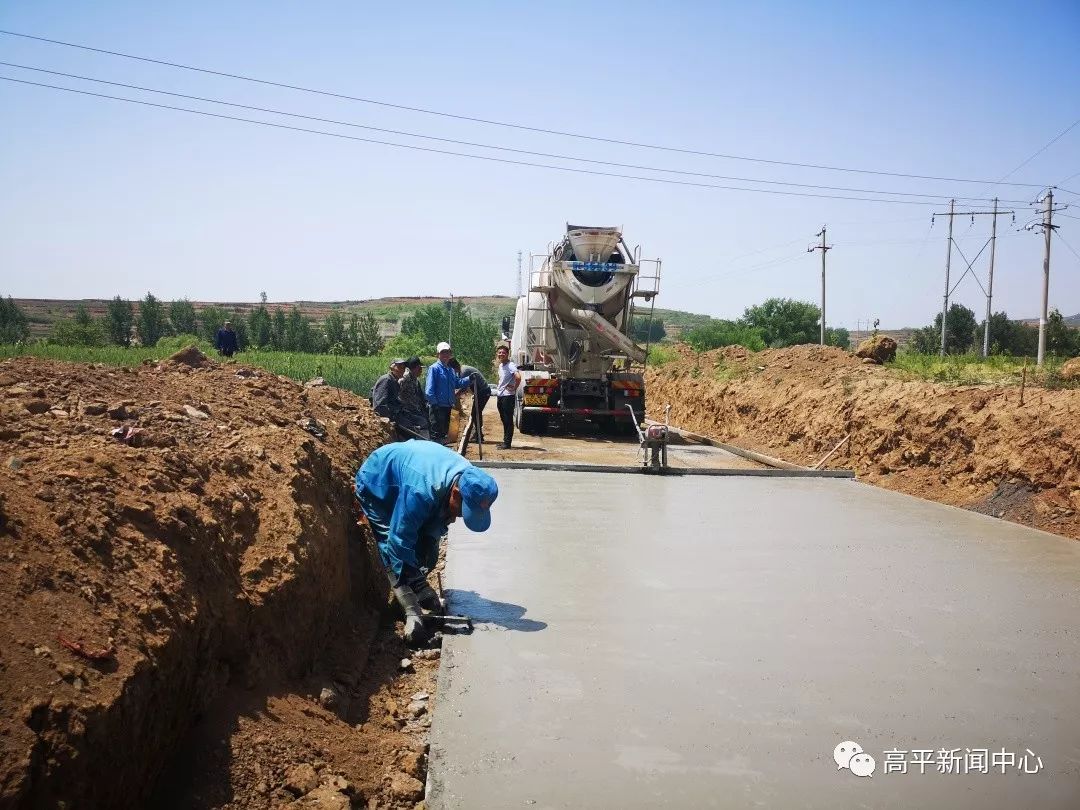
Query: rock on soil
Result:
<box><xmin>285</xmin><ymin>763</ymin><xmax>321</xmax><ymax>795</ymax></box>
<box><xmin>646</xmin><ymin>344</ymin><xmax>1080</xmax><ymax>540</ymax></box>
<box><xmin>0</xmin><ymin>356</ymin><xmax>439</xmax><ymax>808</ymax></box>
<box><xmin>854</xmin><ymin>335</ymin><xmax>898</xmax><ymax>364</ymax></box>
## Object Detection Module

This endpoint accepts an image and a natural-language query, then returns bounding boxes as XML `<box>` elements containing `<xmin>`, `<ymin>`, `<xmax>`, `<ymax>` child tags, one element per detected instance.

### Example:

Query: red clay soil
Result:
<box><xmin>0</xmin><ymin>353</ymin><xmax>438</xmax><ymax>808</ymax></box>
<box><xmin>646</xmin><ymin>345</ymin><xmax>1080</xmax><ymax>540</ymax></box>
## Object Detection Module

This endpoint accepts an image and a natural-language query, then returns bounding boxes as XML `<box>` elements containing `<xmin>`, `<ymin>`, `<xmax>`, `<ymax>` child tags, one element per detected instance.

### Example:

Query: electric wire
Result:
<box><xmin>2</xmin><ymin>62</ymin><xmax>1025</xmax><ymax>203</ymax></box>
<box><xmin>665</xmin><ymin>240</ymin><xmax>807</xmax><ymax>289</ymax></box>
<box><xmin>0</xmin><ymin>28</ymin><xmax>1054</xmax><ymax>190</ymax></box>
<box><xmin>987</xmin><ymin>117</ymin><xmax>1080</xmax><ymax>190</ymax></box>
<box><xmin>1</xmin><ymin>75</ymin><xmax>997</xmax><ymax>207</ymax></box>
<box><xmin>1055</xmin><ymin>231</ymin><xmax>1080</xmax><ymax>264</ymax></box>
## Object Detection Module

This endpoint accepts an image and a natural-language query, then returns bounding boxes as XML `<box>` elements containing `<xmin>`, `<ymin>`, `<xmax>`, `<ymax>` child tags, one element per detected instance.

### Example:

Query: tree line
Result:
<box><xmin>906</xmin><ymin>303</ymin><xmax>1079</xmax><ymax>358</ymax></box>
<box><xmin>0</xmin><ymin>293</ymin><xmax>387</xmax><ymax>356</ymax></box>
<box><xmin>0</xmin><ymin>295</ymin><xmax>504</xmax><ymax>367</ymax></box>
<box><xmin>682</xmin><ymin>298</ymin><xmax>850</xmax><ymax>352</ymax></box>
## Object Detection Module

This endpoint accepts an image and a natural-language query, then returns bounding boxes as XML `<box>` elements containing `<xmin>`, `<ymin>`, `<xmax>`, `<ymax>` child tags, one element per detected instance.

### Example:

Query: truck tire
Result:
<box><xmin>514</xmin><ymin>400</ymin><xmax>533</xmax><ymax>434</ymax></box>
<box><xmin>515</xmin><ymin>402</ymin><xmax>548</xmax><ymax>435</ymax></box>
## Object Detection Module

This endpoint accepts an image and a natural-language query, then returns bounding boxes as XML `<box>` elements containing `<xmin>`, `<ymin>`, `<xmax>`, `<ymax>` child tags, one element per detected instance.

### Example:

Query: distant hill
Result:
<box><xmin>1018</xmin><ymin>313</ymin><xmax>1080</xmax><ymax>327</ymax></box>
<box><xmin>13</xmin><ymin>295</ymin><xmax>714</xmax><ymax>341</ymax></box>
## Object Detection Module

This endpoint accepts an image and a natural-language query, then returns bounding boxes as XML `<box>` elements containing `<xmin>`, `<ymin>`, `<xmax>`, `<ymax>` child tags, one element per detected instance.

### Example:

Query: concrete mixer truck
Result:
<box><xmin>509</xmin><ymin>224</ymin><xmax>661</xmax><ymax>434</ymax></box>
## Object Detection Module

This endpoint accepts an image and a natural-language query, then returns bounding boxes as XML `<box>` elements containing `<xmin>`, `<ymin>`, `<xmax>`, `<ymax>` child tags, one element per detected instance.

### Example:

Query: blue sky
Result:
<box><xmin>1</xmin><ymin>1</ymin><xmax>1077</xmax><ymax>327</ymax></box>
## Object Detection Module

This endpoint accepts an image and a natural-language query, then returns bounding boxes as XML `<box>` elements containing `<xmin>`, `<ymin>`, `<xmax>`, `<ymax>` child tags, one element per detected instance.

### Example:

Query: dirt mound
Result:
<box><xmin>166</xmin><ymin>345</ymin><xmax>214</xmax><ymax>367</ymax></box>
<box><xmin>854</xmin><ymin>335</ymin><xmax>897</xmax><ymax>364</ymax></box>
<box><xmin>0</xmin><ymin>357</ymin><xmax>408</xmax><ymax>807</ymax></box>
<box><xmin>647</xmin><ymin>344</ymin><xmax>1080</xmax><ymax>539</ymax></box>
<box><xmin>1062</xmin><ymin>357</ymin><xmax>1080</xmax><ymax>380</ymax></box>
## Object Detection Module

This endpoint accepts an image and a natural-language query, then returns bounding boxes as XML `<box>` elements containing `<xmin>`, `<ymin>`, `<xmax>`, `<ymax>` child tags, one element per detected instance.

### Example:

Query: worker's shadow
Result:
<box><xmin>445</xmin><ymin>589</ymin><xmax>547</xmax><ymax>632</ymax></box>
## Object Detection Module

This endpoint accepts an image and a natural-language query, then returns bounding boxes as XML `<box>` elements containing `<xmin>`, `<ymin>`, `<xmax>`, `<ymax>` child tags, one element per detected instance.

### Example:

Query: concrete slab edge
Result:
<box><xmin>471</xmin><ymin>461</ymin><xmax>856</xmax><ymax>478</ymax></box>
<box><xmin>425</xmin><ymin>641</ymin><xmax>460</xmax><ymax>809</ymax></box>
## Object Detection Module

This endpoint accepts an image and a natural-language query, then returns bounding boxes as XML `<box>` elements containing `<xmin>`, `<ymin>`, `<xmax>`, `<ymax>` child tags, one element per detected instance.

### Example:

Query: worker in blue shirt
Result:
<box><xmin>355</xmin><ymin>441</ymin><xmax>498</xmax><ymax>643</ymax></box>
<box><xmin>425</xmin><ymin>341</ymin><xmax>472</xmax><ymax>442</ymax></box>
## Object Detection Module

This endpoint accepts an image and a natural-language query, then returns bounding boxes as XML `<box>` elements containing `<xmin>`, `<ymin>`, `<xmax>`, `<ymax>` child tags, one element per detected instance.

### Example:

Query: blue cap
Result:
<box><xmin>458</xmin><ymin>466</ymin><xmax>498</xmax><ymax>532</ymax></box>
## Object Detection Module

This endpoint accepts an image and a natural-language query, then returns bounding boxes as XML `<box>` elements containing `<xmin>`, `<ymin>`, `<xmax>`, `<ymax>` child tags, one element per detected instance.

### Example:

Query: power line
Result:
<box><xmin>1058</xmin><ymin>169</ymin><xmax>1080</xmax><ymax>186</ymax></box>
<box><xmin>2</xmin><ymin>62</ymin><xmax>1026</xmax><ymax>204</ymax></box>
<box><xmin>988</xmin><ymin>117</ymin><xmax>1080</xmax><ymax>189</ymax></box>
<box><xmin>665</xmin><ymin>240</ymin><xmax>807</xmax><ymax>289</ymax></box>
<box><xmin>0</xmin><ymin>28</ymin><xmax>1054</xmax><ymax>190</ymax></box>
<box><xmin>1056</xmin><ymin>231</ymin><xmax>1080</xmax><ymax>263</ymax></box>
<box><xmin>2</xmin><ymin>75</ymin><xmax>994</xmax><ymax>206</ymax></box>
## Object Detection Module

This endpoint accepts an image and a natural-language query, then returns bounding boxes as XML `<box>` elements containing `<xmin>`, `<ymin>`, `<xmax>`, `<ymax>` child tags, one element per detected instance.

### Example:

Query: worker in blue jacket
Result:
<box><xmin>425</xmin><ymin>341</ymin><xmax>472</xmax><ymax>442</ymax></box>
<box><xmin>355</xmin><ymin>441</ymin><xmax>499</xmax><ymax>643</ymax></box>
<box><xmin>215</xmin><ymin>321</ymin><xmax>239</xmax><ymax>357</ymax></box>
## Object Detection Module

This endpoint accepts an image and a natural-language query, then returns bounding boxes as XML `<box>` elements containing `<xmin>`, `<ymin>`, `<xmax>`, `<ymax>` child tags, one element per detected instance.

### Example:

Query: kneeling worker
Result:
<box><xmin>355</xmin><ymin>441</ymin><xmax>499</xmax><ymax>643</ymax></box>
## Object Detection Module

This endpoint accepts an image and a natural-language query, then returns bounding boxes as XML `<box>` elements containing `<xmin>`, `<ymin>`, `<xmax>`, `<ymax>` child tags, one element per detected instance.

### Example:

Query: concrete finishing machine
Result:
<box><xmin>509</xmin><ymin>224</ymin><xmax>662</xmax><ymax>434</ymax></box>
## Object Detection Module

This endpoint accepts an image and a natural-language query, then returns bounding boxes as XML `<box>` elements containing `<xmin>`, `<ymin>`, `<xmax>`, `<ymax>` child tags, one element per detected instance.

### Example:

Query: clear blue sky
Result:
<box><xmin>1</xmin><ymin>0</ymin><xmax>1078</xmax><ymax>327</ymax></box>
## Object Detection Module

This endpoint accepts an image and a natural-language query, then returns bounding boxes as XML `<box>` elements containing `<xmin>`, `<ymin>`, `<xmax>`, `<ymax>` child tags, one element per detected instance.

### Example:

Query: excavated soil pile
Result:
<box><xmin>0</xmin><ymin>355</ymin><xmax>435</xmax><ymax>808</ymax></box>
<box><xmin>647</xmin><ymin>345</ymin><xmax>1080</xmax><ymax>540</ymax></box>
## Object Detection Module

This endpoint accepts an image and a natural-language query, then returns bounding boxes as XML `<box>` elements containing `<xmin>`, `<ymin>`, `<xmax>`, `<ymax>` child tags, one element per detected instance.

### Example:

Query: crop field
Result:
<box><xmin>0</xmin><ymin>342</ymin><xmax>388</xmax><ymax>397</ymax></box>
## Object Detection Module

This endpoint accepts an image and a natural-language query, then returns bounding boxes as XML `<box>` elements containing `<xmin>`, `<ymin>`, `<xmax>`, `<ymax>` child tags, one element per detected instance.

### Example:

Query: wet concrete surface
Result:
<box><xmin>428</xmin><ymin>471</ymin><xmax>1080</xmax><ymax>808</ymax></box>
<box><xmin>461</xmin><ymin>398</ymin><xmax>764</xmax><ymax>470</ymax></box>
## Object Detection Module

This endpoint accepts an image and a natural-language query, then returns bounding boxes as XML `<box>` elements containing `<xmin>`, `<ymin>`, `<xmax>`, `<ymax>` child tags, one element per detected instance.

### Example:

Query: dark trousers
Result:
<box><xmin>397</xmin><ymin>408</ymin><xmax>431</xmax><ymax>441</ymax></box>
<box><xmin>429</xmin><ymin>404</ymin><xmax>451</xmax><ymax>441</ymax></box>
<box><xmin>497</xmin><ymin>396</ymin><xmax>515</xmax><ymax>446</ymax></box>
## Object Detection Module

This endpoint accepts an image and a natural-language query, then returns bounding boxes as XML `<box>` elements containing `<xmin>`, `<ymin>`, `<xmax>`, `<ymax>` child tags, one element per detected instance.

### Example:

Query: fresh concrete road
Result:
<box><xmin>461</xmin><ymin>398</ymin><xmax>765</xmax><ymax>470</ymax></box>
<box><xmin>428</xmin><ymin>471</ymin><xmax>1080</xmax><ymax>809</ymax></box>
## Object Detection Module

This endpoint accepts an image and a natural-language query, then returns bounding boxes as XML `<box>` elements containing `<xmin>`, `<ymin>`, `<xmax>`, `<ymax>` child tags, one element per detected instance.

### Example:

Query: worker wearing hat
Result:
<box><xmin>425</xmin><ymin>341</ymin><xmax>471</xmax><ymax>443</ymax></box>
<box><xmin>398</xmin><ymin>355</ymin><xmax>430</xmax><ymax>438</ymax></box>
<box><xmin>355</xmin><ymin>441</ymin><xmax>499</xmax><ymax>643</ymax></box>
<box><xmin>371</xmin><ymin>358</ymin><xmax>424</xmax><ymax>440</ymax></box>
<box><xmin>215</xmin><ymin>320</ymin><xmax>238</xmax><ymax>358</ymax></box>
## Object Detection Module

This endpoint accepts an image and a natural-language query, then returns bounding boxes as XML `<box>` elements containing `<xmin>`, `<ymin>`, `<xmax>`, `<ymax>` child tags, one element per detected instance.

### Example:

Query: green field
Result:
<box><xmin>888</xmin><ymin>352</ymin><xmax>1077</xmax><ymax>387</ymax></box>
<box><xmin>0</xmin><ymin>342</ymin><xmax>390</xmax><ymax>398</ymax></box>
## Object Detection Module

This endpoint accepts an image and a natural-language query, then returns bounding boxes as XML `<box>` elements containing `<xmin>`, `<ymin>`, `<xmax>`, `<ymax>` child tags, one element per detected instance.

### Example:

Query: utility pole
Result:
<box><xmin>932</xmin><ymin>199</ymin><xmax>1014</xmax><ymax>357</ymax></box>
<box><xmin>982</xmin><ymin>198</ymin><xmax>999</xmax><ymax>358</ymax></box>
<box><xmin>939</xmin><ymin>199</ymin><xmax>955</xmax><ymax>356</ymax></box>
<box><xmin>1037</xmin><ymin>189</ymin><xmax>1054</xmax><ymax>365</ymax></box>
<box><xmin>448</xmin><ymin>293</ymin><xmax>454</xmax><ymax>345</ymax></box>
<box><xmin>808</xmin><ymin>226</ymin><xmax>832</xmax><ymax>345</ymax></box>
<box><xmin>1020</xmin><ymin>190</ymin><xmax>1066</xmax><ymax>365</ymax></box>
<box><xmin>516</xmin><ymin>250</ymin><xmax>523</xmax><ymax>298</ymax></box>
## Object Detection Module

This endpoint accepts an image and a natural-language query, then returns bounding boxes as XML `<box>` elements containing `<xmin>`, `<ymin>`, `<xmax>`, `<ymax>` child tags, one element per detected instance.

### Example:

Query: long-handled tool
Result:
<box><xmin>432</xmin><ymin>571</ymin><xmax>474</xmax><ymax>632</ymax></box>
<box><xmin>427</xmin><ymin>613</ymin><xmax>474</xmax><ymax>632</ymax></box>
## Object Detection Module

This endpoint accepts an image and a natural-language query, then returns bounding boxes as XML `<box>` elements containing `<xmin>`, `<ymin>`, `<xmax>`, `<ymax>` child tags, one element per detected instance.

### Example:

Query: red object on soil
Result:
<box><xmin>56</xmin><ymin>633</ymin><xmax>114</xmax><ymax>661</ymax></box>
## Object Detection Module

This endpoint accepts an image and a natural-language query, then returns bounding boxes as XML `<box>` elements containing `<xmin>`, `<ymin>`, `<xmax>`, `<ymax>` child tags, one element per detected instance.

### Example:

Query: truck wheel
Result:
<box><xmin>515</xmin><ymin>401</ymin><xmax>534</xmax><ymax>434</ymax></box>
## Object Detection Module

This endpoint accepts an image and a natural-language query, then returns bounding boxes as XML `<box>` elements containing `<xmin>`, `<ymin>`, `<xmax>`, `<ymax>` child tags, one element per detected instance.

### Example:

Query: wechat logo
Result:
<box><xmin>834</xmin><ymin>740</ymin><xmax>876</xmax><ymax>777</ymax></box>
